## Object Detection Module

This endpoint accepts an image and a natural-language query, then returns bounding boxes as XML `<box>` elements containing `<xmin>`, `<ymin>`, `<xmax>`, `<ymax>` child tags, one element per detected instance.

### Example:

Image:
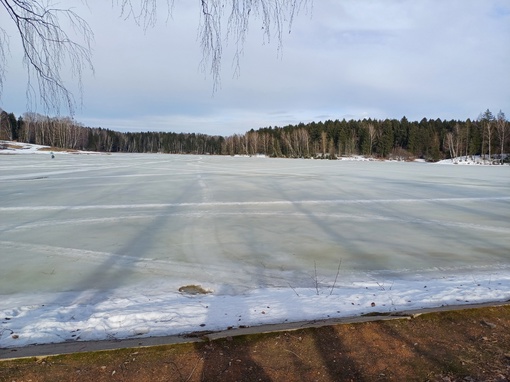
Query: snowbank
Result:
<box><xmin>2</xmin><ymin>270</ymin><xmax>510</xmax><ymax>348</ymax></box>
<box><xmin>437</xmin><ymin>155</ymin><xmax>508</xmax><ymax>165</ymax></box>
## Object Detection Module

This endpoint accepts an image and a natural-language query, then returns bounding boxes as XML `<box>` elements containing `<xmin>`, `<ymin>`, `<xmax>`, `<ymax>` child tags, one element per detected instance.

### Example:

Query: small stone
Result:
<box><xmin>371</xmin><ymin>302</ymin><xmax>376</xmax><ymax>307</ymax></box>
<box><xmin>11</xmin><ymin>334</ymin><xmax>19</xmax><ymax>339</ymax></box>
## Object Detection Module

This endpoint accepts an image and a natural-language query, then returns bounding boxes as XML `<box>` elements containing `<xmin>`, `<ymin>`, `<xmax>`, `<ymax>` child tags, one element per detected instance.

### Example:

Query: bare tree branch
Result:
<box><xmin>0</xmin><ymin>0</ymin><xmax>309</xmax><ymax>114</ymax></box>
<box><xmin>114</xmin><ymin>0</ymin><xmax>173</xmax><ymax>30</ymax></box>
<box><xmin>0</xmin><ymin>26</ymin><xmax>8</xmax><ymax>95</ymax></box>
<box><xmin>117</xmin><ymin>0</ymin><xmax>310</xmax><ymax>91</ymax></box>
<box><xmin>0</xmin><ymin>0</ymin><xmax>94</xmax><ymax>115</ymax></box>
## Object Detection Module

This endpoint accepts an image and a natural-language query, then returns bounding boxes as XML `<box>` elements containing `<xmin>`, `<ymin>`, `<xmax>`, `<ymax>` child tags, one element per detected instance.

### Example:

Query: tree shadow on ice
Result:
<box><xmin>195</xmin><ymin>172</ymin><xmax>306</xmax><ymax>380</ymax></box>
<box><xmin>265</xmin><ymin>176</ymin><xmax>388</xmax><ymax>273</ymax></box>
<box><xmin>42</xmin><ymin>163</ymin><xmax>203</xmax><ymax>342</ymax></box>
<box><xmin>196</xmin><ymin>284</ymin><xmax>273</xmax><ymax>382</ymax></box>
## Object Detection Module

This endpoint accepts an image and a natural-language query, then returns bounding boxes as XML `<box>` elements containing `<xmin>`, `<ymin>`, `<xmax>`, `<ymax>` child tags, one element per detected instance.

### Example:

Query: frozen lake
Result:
<box><xmin>1</xmin><ymin>152</ymin><xmax>510</xmax><ymax>347</ymax></box>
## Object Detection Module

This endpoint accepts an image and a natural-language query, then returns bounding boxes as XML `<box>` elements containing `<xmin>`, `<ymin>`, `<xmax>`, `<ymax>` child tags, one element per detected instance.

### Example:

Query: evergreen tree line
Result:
<box><xmin>1</xmin><ymin>108</ymin><xmax>508</xmax><ymax>162</ymax></box>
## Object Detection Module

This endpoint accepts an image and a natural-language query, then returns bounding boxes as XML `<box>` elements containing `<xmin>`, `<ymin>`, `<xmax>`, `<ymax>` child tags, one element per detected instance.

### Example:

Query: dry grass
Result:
<box><xmin>1</xmin><ymin>142</ymin><xmax>25</xmax><ymax>149</ymax></box>
<box><xmin>38</xmin><ymin>146</ymin><xmax>78</xmax><ymax>152</ymax></box>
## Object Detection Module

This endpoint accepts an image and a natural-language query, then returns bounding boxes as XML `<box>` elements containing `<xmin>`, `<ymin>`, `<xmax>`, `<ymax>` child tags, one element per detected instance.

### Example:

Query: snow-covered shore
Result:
<box><xmin>0</xmin><ymin>141</ymin><xmax>98</xmax><ymax>155</ymax></box>
<box><xmin>2</xmin><ymin>270</ymin><xmax>509</xmax><ymax>349</ymax></box>
<box><xmin>437</xmin><ymin>155</ymin><xmax>508</xmax><ymax>165</ymax></box>
<box><xmin>2</xmin><ymin>140</ymin><xmax>509</xmax><ymax>165</ymax></box>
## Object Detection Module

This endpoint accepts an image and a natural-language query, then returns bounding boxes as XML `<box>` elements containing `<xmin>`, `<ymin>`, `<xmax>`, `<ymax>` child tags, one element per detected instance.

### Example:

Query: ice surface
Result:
<box><xmin>1</xmin><ymin>152</ymin><xmax>509</xmax><ymax>347</ymax></box>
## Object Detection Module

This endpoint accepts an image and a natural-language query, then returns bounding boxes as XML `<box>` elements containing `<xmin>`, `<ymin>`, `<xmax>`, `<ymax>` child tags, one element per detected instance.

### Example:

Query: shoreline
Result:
<box><xmin>2</xmin><ymin>299</ymin><xmax>509</xmax><ymax>361</ymax></box>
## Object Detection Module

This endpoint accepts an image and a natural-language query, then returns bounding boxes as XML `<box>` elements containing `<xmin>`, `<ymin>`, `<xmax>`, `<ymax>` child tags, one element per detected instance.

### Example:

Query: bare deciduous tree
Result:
<box><xmin>366</xmin><ymin>123</ymin><xmax>377</xmax><ymax>157</ymax></box>
<box><xmin>444</xmin><ymin>123</ymin><xmax>463</xmax><ymax>162</ymax></box>
<box><xmin>1</xmin><ymin>0</ymin><xmax>309</xmax><ymax>113</ymax></box>
<box><xmin>480</xmin><ymin>109</ymin><xmax>495</xmax><ymax>163</ymax></box>
<box><xmin>496</xmin><ymin>110</ymin><xmax>507</xmax><ymax>164</ymax></box>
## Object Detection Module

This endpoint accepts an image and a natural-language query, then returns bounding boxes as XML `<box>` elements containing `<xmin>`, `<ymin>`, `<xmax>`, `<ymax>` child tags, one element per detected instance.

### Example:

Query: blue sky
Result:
<box><xmin>1</xmin><ymin>0</ymin><xmax>509</xmax><ymax>135</ymax></box>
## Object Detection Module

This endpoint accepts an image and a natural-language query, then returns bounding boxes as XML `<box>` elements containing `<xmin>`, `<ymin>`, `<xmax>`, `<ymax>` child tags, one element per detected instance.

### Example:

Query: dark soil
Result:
<box><xmin>1</xmin><ymin>305</ymin><xmax>509</xmax><ymax>382</ymax></box>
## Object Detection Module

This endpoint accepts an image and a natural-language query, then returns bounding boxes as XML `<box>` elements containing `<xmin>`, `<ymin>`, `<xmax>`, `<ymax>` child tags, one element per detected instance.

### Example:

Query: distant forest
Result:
<box><xmin>1</xmin><ymin>108</ymin><xmax>508</xmax><ymax>162</ymax></box>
